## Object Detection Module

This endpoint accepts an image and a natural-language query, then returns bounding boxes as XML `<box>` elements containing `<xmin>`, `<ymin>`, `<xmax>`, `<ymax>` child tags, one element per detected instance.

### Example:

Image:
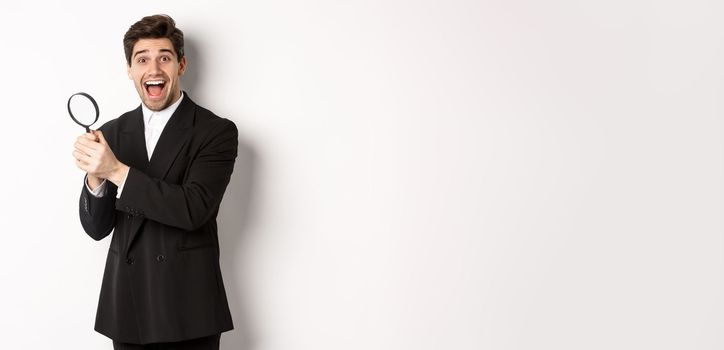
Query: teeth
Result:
<box><xmin>145</xmin><ymin>81</ymin><xmax>165</xmax><ymax>86</ymax></box>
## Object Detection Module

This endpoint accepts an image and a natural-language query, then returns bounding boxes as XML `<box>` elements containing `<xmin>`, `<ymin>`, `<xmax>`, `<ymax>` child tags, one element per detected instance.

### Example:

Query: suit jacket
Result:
<box><xmin>78</xmin><ymin>94</ymin><xmax>236</xmax><ymax>344</ymax></box>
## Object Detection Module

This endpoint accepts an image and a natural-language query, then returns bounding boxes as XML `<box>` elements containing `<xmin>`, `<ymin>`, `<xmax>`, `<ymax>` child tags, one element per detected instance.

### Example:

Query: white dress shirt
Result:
<box><xmin>86</xmin><ymin>93</ymin><xmax>185</xmax><ymax>198</ymax></box>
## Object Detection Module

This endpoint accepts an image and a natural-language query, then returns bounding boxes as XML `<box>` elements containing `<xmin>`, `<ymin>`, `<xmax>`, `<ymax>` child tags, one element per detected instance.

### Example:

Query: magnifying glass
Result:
<box><xmin>67</xmin><ymin>92</ymin><xmax>99</xmax><ymax>133</ymax></box>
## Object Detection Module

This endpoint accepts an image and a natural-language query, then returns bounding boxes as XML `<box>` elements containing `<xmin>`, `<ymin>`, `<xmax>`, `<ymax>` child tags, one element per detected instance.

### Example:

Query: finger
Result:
<box><xmin>81</xmin><ymin>132</ymin><xmax>99</xmax><ymax>142</ymax></box>
<box><xmin>75</xmin><ymin>157</ymin><xmax>88</xmax><ymax>168</ymax></box>
<box><xmin>73</xmin><ymin>149</ymin><xmax>92</xmax><ymax>162</ymax></box>
<box><xmin>74</xmin><ymin>141</ymin><xmax>97</xmax><ymax>157</ymax></box>
<box><xmin>76</xmin><ymin>135</ymin><xmax>102</xmax><ymax>150</ymax></box>
<box><xmin>74</xmin><ymin>154</ymin><xmax>90</xmax><ymax>171</ymax></box>
<box><xmin>76</xmin><ymin>162</ymin><xmax>93</xmax><ymax>174</ymax></box>
<box><xmin>94</xmin><ymin>130</ymin><xmax>107</xmax><ymax>145</ymax></box>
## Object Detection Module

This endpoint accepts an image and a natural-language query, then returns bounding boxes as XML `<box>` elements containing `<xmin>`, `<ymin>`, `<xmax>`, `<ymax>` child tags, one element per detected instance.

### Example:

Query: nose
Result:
<box><xmin>148</xmin><ymin>59</ymin><xmax>162</xmax><ymax>75</ymax></box>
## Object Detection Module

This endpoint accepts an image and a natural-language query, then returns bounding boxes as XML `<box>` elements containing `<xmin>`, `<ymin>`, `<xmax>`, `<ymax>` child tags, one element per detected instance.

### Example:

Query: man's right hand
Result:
<box><xmin>74</xmin><ymin>132</ymin><xmax>103</xmax><ymax>189</ymax></box>
<box><xmin>74</xmin><ymin>130</ymin><xmax>129</xmax><ymax>188</ymax></box>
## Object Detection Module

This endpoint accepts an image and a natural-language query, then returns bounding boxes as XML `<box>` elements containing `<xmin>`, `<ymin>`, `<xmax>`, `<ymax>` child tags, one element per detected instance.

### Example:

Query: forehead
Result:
<box><xmin>132</xmin><ymin>38</ymin><xmax>176</xmax><ymax>56</ymax></box>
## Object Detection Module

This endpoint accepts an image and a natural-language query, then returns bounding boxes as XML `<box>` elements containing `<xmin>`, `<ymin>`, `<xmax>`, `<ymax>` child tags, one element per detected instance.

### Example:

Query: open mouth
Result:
<box><xmin>144</xmin><ymin>80</ymin><xmax>166</xmax><ymax>98</ymax></box>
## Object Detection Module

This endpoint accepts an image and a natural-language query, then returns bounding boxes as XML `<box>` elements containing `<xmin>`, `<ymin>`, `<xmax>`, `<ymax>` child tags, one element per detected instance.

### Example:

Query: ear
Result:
<box><xmin>127</xmin><ymin>63</ymin><xmax>132</xmax><ymax>80</ymax></box>
<box><xmin>178</xmin><ymin>56</ymin><xmax>187</xmax><ymax>76</ymax></box>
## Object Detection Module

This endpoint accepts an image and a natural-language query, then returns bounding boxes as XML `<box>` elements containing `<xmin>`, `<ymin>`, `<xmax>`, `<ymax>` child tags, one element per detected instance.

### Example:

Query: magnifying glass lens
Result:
<box><xmin>67</xmin><ymin>92</ymin><xmax>99</xmax><ymax>133</ymax></box>
<box><xmin>69</xmin><ymin>95</ymin><xmax>97</xmax><ymax>126</ymax></box>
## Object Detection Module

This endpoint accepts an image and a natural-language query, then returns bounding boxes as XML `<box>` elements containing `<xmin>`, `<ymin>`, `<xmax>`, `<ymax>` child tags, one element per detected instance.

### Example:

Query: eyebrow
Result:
<box><xmin>133</xmin><ymin>48</ymin><xmax>176</xmax><ymax>59</ymax></box>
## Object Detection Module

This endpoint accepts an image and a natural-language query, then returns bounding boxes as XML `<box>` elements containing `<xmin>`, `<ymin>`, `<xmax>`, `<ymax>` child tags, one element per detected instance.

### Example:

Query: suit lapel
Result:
<box><xmin>121</xmin><ymin>95</ymin><xmax>197</xmax><ymax>256</ymax></box>
<box><xmin>118</xmin><ymin>106</ymin><xmax>149</xmax><ymax>170</ymax></box>
<box><xmin>145</xmin><ymin>96</ymin><xmax>196</xmax><ymax>179</ymax></box>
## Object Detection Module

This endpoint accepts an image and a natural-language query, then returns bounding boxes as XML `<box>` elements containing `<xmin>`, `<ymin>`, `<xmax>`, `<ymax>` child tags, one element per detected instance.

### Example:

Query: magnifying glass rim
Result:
<box><xmin>67</xmin><ymin>92</ymin><xmax>99</xmax><ymax>128</ymax></box>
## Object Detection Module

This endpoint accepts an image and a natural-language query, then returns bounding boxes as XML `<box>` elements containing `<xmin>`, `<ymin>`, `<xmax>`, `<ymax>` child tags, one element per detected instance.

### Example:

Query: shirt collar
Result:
<box><xmin>141</xmin><ymin>92</ymin><xmax>185</xmax><ymax>125</ymax></box>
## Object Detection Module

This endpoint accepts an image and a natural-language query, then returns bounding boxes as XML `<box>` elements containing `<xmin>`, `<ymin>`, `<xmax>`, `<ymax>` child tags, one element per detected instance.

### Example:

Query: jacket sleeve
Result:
<box><xmin>114</xmin><ymin>119</ymin><xmax>238</xmax><ymax>231</ymax></box>
<box><xmin>79</xmin><ymin>176</ymin><xmax>118</xmax><ymax>241</ymax></box>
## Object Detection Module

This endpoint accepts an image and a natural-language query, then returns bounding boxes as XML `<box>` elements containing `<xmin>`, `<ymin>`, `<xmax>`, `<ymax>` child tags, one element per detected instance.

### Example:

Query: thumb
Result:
<box><xmin>92</xmin><ymin>130</ymin><xmax>106</xmax><ymax>144</ymax></box>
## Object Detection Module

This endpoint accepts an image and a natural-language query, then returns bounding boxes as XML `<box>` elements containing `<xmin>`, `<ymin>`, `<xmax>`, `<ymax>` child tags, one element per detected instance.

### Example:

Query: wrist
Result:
<box><xmin>108</xmin><ymin>162</ymin><xmax>130</xmax><ymax>187</ymax></box>
<box><xmin>87</xmin><ymin>174</ymin><xmax>104</xmax><ymax>189</ymax></box>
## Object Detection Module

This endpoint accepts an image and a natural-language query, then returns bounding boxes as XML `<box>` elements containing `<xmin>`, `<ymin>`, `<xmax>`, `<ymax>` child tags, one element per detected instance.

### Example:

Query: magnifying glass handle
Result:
<box><xmin>85</xmin><ymin>126</ymin><xmax>91</xmax><ymax>133</ymax></box>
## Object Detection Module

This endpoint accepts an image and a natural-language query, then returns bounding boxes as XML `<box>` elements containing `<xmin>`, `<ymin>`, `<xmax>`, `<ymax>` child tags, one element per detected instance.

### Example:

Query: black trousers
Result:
<box><xmin>112</xmin><ymin>334</ymin><xmax>221</xmax><ymax>350</ymax></box>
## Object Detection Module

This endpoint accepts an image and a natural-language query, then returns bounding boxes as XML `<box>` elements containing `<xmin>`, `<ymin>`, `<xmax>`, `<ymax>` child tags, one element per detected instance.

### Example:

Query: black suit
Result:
<box><xmin>79</xmin><ymin>94</ymin><xmax>236</xmax><ymax>344</ymax></box>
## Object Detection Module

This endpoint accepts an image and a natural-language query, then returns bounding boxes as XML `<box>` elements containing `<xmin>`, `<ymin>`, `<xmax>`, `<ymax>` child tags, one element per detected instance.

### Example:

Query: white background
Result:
<box><xmin>0</xmin><ymin>1</ymin><xmax>722</xmax><ymax>349</ymax></box>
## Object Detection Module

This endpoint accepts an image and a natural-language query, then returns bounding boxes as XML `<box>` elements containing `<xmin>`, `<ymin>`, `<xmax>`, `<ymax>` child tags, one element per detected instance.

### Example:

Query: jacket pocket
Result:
<box><xmin>177</xmin><ymin>226</ymin><xmax>213</xmax><ymax>251</ymax></box>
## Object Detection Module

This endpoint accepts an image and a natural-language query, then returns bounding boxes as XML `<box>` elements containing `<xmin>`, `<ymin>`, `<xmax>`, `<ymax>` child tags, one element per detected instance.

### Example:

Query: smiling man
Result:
<box><xmin>72</xmin><ymin>15</ymin><xmax>236</xmax><ymax>350</ymax></box>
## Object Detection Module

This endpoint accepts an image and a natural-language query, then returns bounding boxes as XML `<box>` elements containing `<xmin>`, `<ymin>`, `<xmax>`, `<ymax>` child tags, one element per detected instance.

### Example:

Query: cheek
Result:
<box><xmin>164</xmin><ymin>67</ymin><xmax>180</xmax><ymax>79</ymax></box>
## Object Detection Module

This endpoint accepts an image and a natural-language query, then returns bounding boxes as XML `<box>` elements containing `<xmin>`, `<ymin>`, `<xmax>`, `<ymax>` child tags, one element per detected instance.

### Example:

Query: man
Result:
<box><xmin>73</xmin><ymin>14</ymin><xmax>236</xmax><ymax>349</ymax></box>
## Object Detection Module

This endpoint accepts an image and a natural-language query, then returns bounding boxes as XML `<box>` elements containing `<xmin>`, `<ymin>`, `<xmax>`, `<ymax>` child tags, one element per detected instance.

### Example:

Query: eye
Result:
<box><xmin>160</xmin><ymin>56</ymin><xmax>171</xmax><ymax>62</ymax></box>
<box><xmin>136</xmin><ymin>57</ymin><xmax>147</xmax><ymax>64</ymax></box>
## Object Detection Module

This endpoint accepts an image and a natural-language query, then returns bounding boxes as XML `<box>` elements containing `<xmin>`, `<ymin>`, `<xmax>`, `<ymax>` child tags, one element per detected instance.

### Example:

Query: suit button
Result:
<box><xmin>156</xmin><ymin>254</ymin><xmax>165</xmax><ymax>262</ymax></box>
<box><xmin>126</xmin><ymin>257</ymin><xmax>135</xmax><ymax>265</ymax></box>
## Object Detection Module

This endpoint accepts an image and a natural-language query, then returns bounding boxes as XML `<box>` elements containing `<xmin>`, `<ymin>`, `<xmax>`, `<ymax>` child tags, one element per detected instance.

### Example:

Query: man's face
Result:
<box><xmin>127</xmin><ymin>38</ymin><xmax>186</xmax><ymax>111</ymax></box>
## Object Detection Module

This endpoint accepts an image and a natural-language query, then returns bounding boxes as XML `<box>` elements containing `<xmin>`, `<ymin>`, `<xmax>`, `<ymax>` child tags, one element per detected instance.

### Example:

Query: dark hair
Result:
<box><xmin>123</xmin><ymin>14</ymin><xmax>184</xmax><ymax>66</ymax></box>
